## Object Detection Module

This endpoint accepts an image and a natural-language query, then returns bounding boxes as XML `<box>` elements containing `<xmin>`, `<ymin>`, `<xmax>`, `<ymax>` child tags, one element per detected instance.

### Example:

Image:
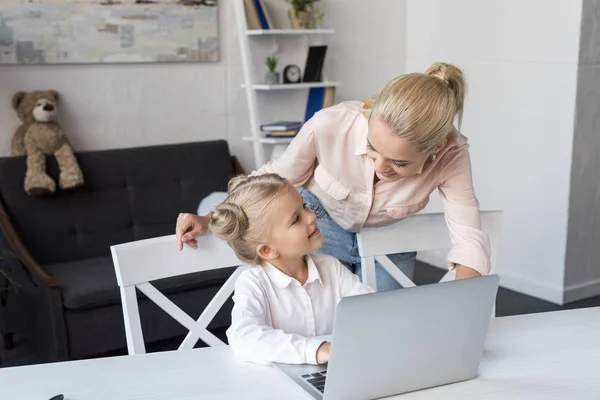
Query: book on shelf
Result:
<box><xmin>244</xmin><ymin>0</ymin><xmax>273</xmax><ymax>30</ymax></box>
<box><xmin>258</xmin><ymin>87</ymin><xmax>335</xmax><ymax>139</ymax></box>
<box><xmin>264</xmin><ymin>130</ymin><xmax>299</xmax><ymax>138</ymax></box>
<box><xmin>304</xmin><ymin>86</ymin><xmax>336</xmax><ymax>122</ymax></box>
<box><xmin>260</xmin><ymin>121</ymin><xmax>303</xmax><ymax>132</ymax></box>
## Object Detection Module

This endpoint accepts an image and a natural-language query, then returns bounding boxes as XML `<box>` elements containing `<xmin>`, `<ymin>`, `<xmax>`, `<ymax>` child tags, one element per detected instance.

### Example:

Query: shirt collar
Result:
<box><xmin>355</xmin><ymin>106</ymin><xmax>369</xmax><ymax>155</ymax></box>
<box><xmin>305</xmin><ymin>254</ymin><xmax>324</xmax><ymax>287</ymax></box>
<box><xmin>355</xmin><ymin>130</ymin><xmax>368</xmax><ymax>155</ymax></box>
<box><xmin>263</xmin><ymin>254</ymin><xmax>324</xmax><ymax>289</ymax></box>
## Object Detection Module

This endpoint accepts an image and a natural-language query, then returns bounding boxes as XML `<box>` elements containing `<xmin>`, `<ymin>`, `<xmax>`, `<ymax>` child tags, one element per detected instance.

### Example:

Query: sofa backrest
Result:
<box><xmin>0</xmin><ymin>141</ymin><xmax>236</xmax><ymax>265</ymax></box>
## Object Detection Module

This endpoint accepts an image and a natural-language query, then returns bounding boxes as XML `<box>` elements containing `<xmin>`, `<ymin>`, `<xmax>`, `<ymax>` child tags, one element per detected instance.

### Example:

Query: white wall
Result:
<box><xmin>0</xmin><ymin>0</ymin><xmax>406</xmax><ymax>172</ymax></box>
<box><xmin>407</xmin><ymin>0</ymin><xmax>583</xmax><ymax>304</ymax></box>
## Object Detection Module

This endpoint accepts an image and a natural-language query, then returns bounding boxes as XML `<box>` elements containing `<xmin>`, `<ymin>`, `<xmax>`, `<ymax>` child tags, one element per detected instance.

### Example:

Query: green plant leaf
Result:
<box><xmin>265</xmin><ymin>56</ymin><xmax>278</xmax><ymax>72</ymax></box>
<box><xmin>0</xmin><ymin>268</ymin><xmax>17</xmax><ymax>293</ymax></box>
<box><xmin>285</xmin><ymin>0</ymin><xmax>320</xmax><ymax>12</ymax></box>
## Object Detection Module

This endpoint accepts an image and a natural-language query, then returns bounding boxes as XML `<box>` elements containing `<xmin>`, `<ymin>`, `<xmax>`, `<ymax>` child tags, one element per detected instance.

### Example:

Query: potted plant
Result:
<box><xmin>285</xmin><ymin>0</ymin><xmax>321</xmax><ymax>29</ymax></box>
<box><xmin>312</xmin><ymin>6</ymin><xmax>325</xmax><ymax>29</ymax></box>
<box><xmin>264</xmin><ymin>55</ymin><xmax>280</xmax><ymax>85</ymax></box>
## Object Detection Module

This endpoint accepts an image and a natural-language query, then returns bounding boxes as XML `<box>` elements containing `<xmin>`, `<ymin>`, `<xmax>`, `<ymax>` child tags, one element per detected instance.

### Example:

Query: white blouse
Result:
<box><xmin>226</xmin><ymin>253</ymin><xmax>374</xmax><ymax>365</ymax></box>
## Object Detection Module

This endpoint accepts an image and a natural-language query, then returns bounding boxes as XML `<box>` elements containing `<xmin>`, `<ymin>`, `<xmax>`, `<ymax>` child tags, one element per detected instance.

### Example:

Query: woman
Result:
<box><xmin>176</xmin><ymin>62</ymin><xmax>491</xmax><ymax>289</ymax></box>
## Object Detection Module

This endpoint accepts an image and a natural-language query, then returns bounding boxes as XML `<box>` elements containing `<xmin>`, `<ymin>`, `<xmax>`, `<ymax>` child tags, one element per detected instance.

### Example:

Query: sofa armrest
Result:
<box><xmin>0</xmin><ymin>200</ymin><xmax>58</xmax><ymax>287</ymax></box>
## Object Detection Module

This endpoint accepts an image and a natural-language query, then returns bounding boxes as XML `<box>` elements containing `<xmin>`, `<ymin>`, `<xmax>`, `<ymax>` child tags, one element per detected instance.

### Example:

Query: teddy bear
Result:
<box><xmin>11</xmin><ymin>90</ymin><xmax>84</xmax><ymax>196</ymax></box>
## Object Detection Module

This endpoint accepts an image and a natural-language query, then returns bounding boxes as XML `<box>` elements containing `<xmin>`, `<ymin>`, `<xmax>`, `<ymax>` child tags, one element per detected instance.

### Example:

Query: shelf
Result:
<box><xmin>242</xmin><ymin>81</ymin><xmax>341</xmax><ymax>91</ymax></box>
<box><xmin>243</xmin><ymin>136</ymin><xmax>295</xmax><ymax>145</ymax></box>
<box><xmin>246</xmin><ymin>29</ymin><xmax>334</xmax><ymax>36</ymax></box>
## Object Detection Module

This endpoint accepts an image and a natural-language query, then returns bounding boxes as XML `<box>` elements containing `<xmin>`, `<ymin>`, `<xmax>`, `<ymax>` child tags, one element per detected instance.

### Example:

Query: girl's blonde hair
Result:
<box><xmin>362</xmin><ymin>62</ymin><xmax>467</xmax><ymax>153</ymax></box>
<box><xmin>209</xmin><ymin>173</ymin><xmax>292</xmax><ymax>265</ymax></box>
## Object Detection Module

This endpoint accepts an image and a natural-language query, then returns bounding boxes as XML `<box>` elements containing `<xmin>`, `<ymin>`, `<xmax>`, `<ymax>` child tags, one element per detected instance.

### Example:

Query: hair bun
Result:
<box><xmin>424</xmin><ymin>62</ymin><xmax>467</xmax><ymax>128</ymax></box>
<box><xmin>209</xmin><ymin>201</ymin><xmax>249</xmax><ymax>241</ymax></box>
<box><xmin>425</xmin><ymin>62</ymin><xmax>462</xmax><ymax>86</ymax></box>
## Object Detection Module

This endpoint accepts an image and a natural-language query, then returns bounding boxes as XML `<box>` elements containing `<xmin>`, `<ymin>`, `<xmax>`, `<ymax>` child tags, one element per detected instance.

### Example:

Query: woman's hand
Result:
<box><xmin>454</xmin><ymin>264</ymin><xmax>482</xmax><ymax>280</ymax></box>
<box><xmin>176</xmin><ymin>213</ymin><xmax>211</xmax><ymax>250</ymax></box>
<box><xmin>316</xmin><ymin>341</ymin><xmax>331</xmax><ymax>364</ymax></box>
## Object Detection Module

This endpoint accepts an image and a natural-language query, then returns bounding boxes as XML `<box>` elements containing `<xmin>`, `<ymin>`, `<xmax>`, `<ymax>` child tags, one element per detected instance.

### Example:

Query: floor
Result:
<box><xmin>2</xmin><ymin>262</ymin><xmax>600</xmax><ymax>368</ymax></box>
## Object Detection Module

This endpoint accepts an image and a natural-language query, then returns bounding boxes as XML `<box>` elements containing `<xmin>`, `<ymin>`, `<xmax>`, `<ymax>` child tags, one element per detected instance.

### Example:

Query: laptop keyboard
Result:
<box><xmin>300</xmin><ymin>371</ymin><xmax>327</xmax><ymax>393</ymax></box>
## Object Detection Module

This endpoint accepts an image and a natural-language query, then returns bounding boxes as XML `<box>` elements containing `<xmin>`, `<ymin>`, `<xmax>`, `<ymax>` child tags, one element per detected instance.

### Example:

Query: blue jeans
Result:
<box><xmin>300</xmin><ymin>188</ymin><xmax>416</xmax><ymax>291</ymax></box>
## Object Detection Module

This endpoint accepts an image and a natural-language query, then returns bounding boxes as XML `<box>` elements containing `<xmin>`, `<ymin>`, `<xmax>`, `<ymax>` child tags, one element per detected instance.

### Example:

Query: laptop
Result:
<box><xmin>274</xmin><ymin>274</ymin><xmax>499</xmax><ymax>400</ymax></box>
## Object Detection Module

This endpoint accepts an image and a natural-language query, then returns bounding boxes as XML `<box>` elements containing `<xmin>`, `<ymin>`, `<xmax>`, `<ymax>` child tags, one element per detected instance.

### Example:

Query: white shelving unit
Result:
<box><xmin>242</xmin><ymin>81</ymin><xmax>341</xmax><ymax>91</ymax></box>
<box><xmin>233</xmin><ymin>0</ymin><xmax>340</xmax><ymax>170</ymax></box>
<box><xmin>242</xmin><ymin>136</ymin><xmax>294</xmax><ymax>145</ymax></box>
<box><xmin>246</xmin><ymin>29</ymin><xmax>335</xmax><ymax>36</ymax></box>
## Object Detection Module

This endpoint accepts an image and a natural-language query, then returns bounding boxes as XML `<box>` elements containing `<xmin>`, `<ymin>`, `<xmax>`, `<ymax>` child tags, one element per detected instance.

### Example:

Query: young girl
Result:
<box><xmin>209</xmin><ymin>173</ymin><xmax>374</xmax><ymax>366</ymax></box>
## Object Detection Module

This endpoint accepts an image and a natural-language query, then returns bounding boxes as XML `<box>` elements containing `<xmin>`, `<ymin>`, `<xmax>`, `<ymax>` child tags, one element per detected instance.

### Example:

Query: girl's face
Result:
<box><xmin>259</xmin><ymin>188</ymin><xmax>324</xmax><ymax>260</ymax></box>
<box><xmin>366</xmin><ymin>116</ymin><xmax>431</xmax><ymax>182</ymax></box>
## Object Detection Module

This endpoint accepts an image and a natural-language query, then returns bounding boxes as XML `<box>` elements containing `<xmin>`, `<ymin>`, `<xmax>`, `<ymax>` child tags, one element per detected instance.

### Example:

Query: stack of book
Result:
<box><xmin>260</xmin><ymin>121</ymin><xmax>303</xmax><ymax>138</ymax></box>
<box><xmin>260</xmin><ymin>87</ymin><xmax>337</xmax><ymax>139</ymax></box>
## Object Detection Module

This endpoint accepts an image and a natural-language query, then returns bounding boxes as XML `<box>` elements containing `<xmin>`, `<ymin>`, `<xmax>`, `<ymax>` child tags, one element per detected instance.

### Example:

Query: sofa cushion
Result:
<box><xmin>0</xmin><ymin>140</ymin><xmax>235</xmax><ymax>265</ymax></box>
<box><xmin>47</xmin><ymin>256</ymin><xmax>237</xmax><ymax>311</ymax></box>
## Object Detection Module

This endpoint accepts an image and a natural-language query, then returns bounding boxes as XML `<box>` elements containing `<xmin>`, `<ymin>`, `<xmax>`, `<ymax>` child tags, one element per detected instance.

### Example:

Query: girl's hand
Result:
<box><xmin>316</xmin><ymin>341</ymin><xmax>331</xmax><ymax>364</ymax></box>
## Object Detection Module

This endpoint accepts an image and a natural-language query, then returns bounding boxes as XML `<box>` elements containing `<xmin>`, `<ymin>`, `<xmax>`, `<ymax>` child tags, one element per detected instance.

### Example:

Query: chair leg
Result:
<box><xmin>3</xmin><ymin>332</ymin><xmax>14</xmax><ymax>350</ymax></box>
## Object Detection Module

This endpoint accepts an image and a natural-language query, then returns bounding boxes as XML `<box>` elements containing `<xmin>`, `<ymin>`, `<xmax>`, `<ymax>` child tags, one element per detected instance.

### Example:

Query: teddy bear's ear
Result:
<box><xmin>49</xmin><ymin>90</ymin><xmax>60</xmax><ymax>103</ymax></box>
<box><xmin>11</xmin><ymin>91</ymin><xmax>26</xmax><ymax>110</ymax></box>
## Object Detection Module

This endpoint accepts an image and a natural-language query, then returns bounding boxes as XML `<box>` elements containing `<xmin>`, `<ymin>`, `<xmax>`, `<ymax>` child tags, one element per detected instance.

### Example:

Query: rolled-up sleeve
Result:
<box><xmin>437</xmin><ymin>144</ymin><xmax>492</xmax><ymax>276</ymax></box>
<box><xmin>252</xmin><ymin>116</ymin><xmax>318</xmax><ymax>187</ymax></box>
<box><xmin>226</xmin><ymin>272</ymin><xmax>325</xmax><ymax>365</ymax></box>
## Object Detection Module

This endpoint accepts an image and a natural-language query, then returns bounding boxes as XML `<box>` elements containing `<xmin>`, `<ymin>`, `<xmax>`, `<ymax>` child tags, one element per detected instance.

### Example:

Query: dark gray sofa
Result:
<box><xmin>0</xmin><ymin>140</ymin><xmax>243</xmax><ymax>362</ymax></box>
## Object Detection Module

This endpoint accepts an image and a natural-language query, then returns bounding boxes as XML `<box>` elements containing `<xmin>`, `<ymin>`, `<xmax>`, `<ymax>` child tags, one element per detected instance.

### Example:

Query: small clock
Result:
<box><xmin>283</xmin><ymin>64</ymin><xmax>302</xmax><ymax>84</ymax></box>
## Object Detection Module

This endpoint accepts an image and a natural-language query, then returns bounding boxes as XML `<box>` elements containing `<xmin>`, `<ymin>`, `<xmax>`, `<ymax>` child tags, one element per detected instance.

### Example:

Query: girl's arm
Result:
<box><xmin>226</xmin><ymin>272</ymin><xmax>326</xmax><ymax>365</ymax></box>
<box><xmin>438</xmin><ymin>143</ymin><xmax>491</xmax><ymax>278</ymax></box>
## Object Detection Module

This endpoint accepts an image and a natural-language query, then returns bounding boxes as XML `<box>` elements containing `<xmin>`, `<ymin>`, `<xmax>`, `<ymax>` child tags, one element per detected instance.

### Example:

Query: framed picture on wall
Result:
<box><xmin>0</xmin><ymin>0</ymin><xmax>220</xmax><ymax>65</ymax></box>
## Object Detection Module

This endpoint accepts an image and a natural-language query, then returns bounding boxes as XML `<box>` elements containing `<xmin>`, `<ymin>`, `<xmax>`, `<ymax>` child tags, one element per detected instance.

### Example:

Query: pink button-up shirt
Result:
<box><xmin>255</xmin><ymin>101</ymin><xmax>491</xmax><ymax>275</ymax></box>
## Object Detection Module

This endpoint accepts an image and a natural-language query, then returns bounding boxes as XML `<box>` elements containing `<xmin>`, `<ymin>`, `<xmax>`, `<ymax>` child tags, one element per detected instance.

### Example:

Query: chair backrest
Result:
<box><xmin>111</xmin><ymin>234</ymin><xmax>248</xmax><ymax>355</ymax></box>
<box><xmin>356</xmin><ymin>210</ymin><xmax>503</xmax><ymax>290</ymax></box>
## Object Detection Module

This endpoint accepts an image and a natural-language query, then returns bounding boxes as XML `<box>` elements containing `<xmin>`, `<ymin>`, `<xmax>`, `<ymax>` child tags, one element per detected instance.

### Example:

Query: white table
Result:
<box><xmin>1</xmin><ymin>307</ymin><xmax>599</xmax><ymax>400</ymax></box>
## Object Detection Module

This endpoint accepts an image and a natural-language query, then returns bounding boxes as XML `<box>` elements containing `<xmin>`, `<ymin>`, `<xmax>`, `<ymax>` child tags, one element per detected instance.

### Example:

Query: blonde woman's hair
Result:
<box><xmin>209</xmin><ymin>173</ymin><xmax>292</xmax><ymax>265</ymax></box>
<box><xmin>362</xmin><ymin>62</ymin><xmax>467</xmax><ymax>153</ymax></box>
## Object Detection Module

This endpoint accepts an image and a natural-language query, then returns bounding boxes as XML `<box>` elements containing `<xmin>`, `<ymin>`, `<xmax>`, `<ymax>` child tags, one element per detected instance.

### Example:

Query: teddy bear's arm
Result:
<box><xmin>11</xmin><ymin>124</ymin><xmax>28</xmax><ymax>157</ymax></box>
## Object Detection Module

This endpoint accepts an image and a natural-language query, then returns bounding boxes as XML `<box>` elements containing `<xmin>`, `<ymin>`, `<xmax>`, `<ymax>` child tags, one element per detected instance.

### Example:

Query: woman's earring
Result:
<box><xmin>431</xmin><ymin>153</ymin><xmax>437</xmax><ymax>161</ymax></box>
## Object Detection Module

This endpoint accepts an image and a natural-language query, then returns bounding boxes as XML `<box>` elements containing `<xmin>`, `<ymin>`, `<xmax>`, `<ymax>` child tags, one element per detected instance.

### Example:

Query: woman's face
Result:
<box><xmin>366</xmin><ymin>116</ymin><xmax>430</xmax><ymax>182</ymax></box>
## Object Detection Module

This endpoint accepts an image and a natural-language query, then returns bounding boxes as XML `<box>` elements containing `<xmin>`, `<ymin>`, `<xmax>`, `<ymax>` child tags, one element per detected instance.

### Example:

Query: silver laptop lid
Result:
<box><xmin>323</xmin><ymin>275</ymin><xmax>499</xmax><ymax>400</ymax></box>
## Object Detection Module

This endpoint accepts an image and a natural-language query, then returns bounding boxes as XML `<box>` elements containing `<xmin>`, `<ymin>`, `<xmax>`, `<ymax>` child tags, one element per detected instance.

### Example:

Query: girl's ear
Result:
<box><xmin>256</xmin><ymin>243</ymin><xmax>279</xmax><ymax>261</ymax></box>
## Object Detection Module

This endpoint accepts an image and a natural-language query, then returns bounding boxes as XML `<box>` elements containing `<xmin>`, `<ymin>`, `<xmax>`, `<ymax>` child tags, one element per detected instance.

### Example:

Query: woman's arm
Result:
<box><xmin>227</xmin><ymin>272</ymin><xmax>326</xmax><ymax>365</ymax></box>
<box><xmin>252</xmin><ymin>116</ymin><xmax>318</xmax><ymax>187</ymax></box>
<box><xmin>437</xmin><ymin>144</ymin><xmax>491</xmax><ymax>278</ymax></box>
<box><xmin>177</xmin><ymin>114</ymin><xmax>322</xmax><ymax>249</ymax></box>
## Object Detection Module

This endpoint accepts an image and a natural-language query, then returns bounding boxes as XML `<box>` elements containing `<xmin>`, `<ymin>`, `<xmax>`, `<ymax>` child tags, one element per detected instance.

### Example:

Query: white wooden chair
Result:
<box><xmin>357</xmin><ymin>210</ymin><xmax>503</xmax><ymax>292</ymax></box>
<box><xmin>111</xmin><ymin>234</ymin><xmax>248</xmax><ymax>355</ymax></box>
